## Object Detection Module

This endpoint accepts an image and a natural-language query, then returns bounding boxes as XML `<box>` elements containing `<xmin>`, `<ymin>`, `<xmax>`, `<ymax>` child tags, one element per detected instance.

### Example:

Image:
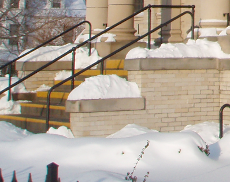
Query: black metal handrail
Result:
<box><xmin>219</xmin><ymin>104</ymin><xmax>230</xmax><ymax>138</ymax></box>
<box><xmin>0</xmin><ymin>4</ymin><xmax>195</xmax><ymax>97</ymax></box>
<box><xmin>1</xmin><ymin>20</ymin><xmax>92</xmax><ymax>100</ymax></box>
<box><xmin>45</xmin><ymin>10</ymin><xmax>195</xmax><ymax>129</ymax></box>
<box><xmin>0</xmin><ymin>4</ymin><xmax>195</xmax><ymax>130</ymax></box>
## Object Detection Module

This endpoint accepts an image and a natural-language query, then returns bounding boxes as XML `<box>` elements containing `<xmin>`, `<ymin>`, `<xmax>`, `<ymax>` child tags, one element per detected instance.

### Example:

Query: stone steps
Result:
<box><xmin>2</xmin><ymin>59</ymin><xmax>128</xmax><ymax>133</ymax></box>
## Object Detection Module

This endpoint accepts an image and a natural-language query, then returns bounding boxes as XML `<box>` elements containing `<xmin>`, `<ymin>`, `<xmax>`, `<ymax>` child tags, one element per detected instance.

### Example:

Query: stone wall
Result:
<box><xmin>68</xmin><ymin>58</ymin><xmax>230</xmax><ymax>137</ymax></box>
<box><xmin>16</xmin><ymin>61</ymin><xmax>72</xmax><ymax>91</ymax></box>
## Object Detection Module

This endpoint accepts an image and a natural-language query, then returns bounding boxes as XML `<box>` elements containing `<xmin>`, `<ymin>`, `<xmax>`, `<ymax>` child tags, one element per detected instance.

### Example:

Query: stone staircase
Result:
<box><xmin>0</xmin><ymin>59</ymin><xmax>127</xmax><ymax>133</ymax></box>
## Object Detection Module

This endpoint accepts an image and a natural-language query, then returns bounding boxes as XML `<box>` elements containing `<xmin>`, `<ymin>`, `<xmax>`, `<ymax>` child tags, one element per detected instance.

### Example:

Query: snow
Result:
<box><xmin>126</xmin><ymin>39</ymin><xmax>230</xmax><ymax>59</ymax></box>
<box><xmin>18</xmin><ymin>45</ymin><xmax>101</xmax><ymax>69</ymax></box>
<box><xmin>2</xmin><ymin>31</ymin><xmax>230</xmax><ymax>181</ymax></box>
<box><xmin>67</xmin><ymin>74</ymin><xmax>141</xmax><ymax>100</ymax></box>
<box><xmin>75</xmin><ymin>32</ymin><xmax>116</xmax><ymax>43</ymax></box>
<box><xmin>0</xmin><ymin>75</ymin><xmax>27</xmax><ymax>114</ymax></box>
<box><xmin>1</xmin><ymin>121</ymin><xmax>230</xmax><ymax>181</ymax></box>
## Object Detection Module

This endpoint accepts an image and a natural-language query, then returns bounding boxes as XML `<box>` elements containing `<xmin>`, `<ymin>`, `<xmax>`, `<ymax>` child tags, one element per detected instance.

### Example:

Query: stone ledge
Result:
<box><xmin>66</xmin><ymin>97</ymin><xmax>145</xmax><ymax>113</ymax></box>
<box><xmin>124</xmin><ymin>58</ymin><xmax>230</xmax><ymax>71</ymax></box>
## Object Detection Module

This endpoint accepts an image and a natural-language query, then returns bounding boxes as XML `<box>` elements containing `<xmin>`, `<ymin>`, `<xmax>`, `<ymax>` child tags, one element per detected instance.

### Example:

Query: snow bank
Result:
<box><xmin>0</xmin><ymin>122</ymin><xmax>214</xmax><ymax>182</ymax></box>
<box><xmin>126</xmin><ymin>39</ymin><xmax>230</xmax><ymax>59</ymax></box>
<box><xmin>18</xmin><ymin>45</ymin><xmax>101</xmax><ymax>69</ymax></box>
<box><xmin>182</xmin><ymin>121</ymin><xmax>230</xmax><ymax>145</ymax></box>
<box><xmin>0</xmin><ymin>76</ymin><xmax>27</xmax><ymax>114</ymax></box>
<box><xmin>75</xmin><ymin>32</ymin><xmax>116</xmax><ymax>43</ymax></box>
<box><xmin>67</xmin><ymin>74</ymin><xmax>141</xmax><ymax>100</ymax></box>
<box><xmin>0</xmin><ymin>121</ymin><xmax>32</xmax><ymax>141</ymax></box>
<box><xmin>107</xmin><ymin>124</ymin><xmax>158</xmax><ymax>138</ymax></box>
<box><xmin>0</xmin><ymin>75</ymin><xmax>27</xmax><ymax>93</ymax></box>
<box><xmin>47</xmin><ymin>126</ymin><xmax>74</xmax><ymax>138</ymax></box>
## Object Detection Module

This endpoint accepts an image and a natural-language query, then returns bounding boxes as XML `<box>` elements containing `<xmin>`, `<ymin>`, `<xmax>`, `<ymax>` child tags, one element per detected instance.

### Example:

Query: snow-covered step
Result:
<box><xmin>0</xmin><ymin>114</ymin><xmax>69</xmax><ymax>133</ymax></box>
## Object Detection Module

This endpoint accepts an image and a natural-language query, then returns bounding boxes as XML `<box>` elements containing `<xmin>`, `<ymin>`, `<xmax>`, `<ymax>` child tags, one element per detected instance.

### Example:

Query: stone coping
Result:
<box><xmin>16</xmin><ymin>61</ymin><xmax>72</xmax><ymax>71</ymax></box>
<box><xmin>124</xmin><ymin>58</ymin><xmax>230</xmax><ymax>71</ymax></box>
<box><xmin>66</xmin><ymin>97</ymin><xmax>145</xmax><ymax>113</ymax></box>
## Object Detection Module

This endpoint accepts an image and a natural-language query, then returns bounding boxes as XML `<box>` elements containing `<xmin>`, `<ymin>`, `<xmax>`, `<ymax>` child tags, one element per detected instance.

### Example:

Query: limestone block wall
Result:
<box><xmin>68</xmin><ymin>58</ymin><xmax>230</xmax><ymax>138</ymax></box>
<box><xmin>16</xmin><ymin>61</ymin><xmax>72</xmax><ymax>91</ymax></box>
<box><xmin>17</xmin><ymin>70</ymin><xmax>58</xmax><ymax>91</ymax></box>
<box><xmin>220</xmin><ymin>70</ymin><xmax>230</xmax><ymax>124</ymax></box>
<box><xmin>128</xmin><ymin>69</ymin><xmax>220</xmax><ymax>130</ymax></box>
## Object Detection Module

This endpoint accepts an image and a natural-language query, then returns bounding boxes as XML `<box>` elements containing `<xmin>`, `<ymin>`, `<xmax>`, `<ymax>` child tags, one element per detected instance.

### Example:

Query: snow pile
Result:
<box><xmin>107</xmin><ymin>124</ymin><xmax>158</xmax><ymax>138</ymax></box>
<box><xmin>1</xmin><ymin>121</ymin><xmax>230</xmax><ymax>181</ymax></box>
<box><xmin>0</xmin><ymin>76</ymin><xmax>27</xmax><ymax>93</ymax></box>
<box><xmin>0</xmin><ymin>121</ymin><xmax>32</xmax><ymax>141</ymax></box>
<box><xmin>67</xmin><ymin>74</ymin><xmax>141</xmax><ymax>100</ymax></box>
<box><xmin>18</xmin><ymin>45</ymin><xmax>101</xmax><ymax>69</ymax></box>
<box><xmin>54</xmin><ymin>70</ymin><xmax>72</xmax><ymax>80</ymax></box>
<box><xmin>126</xmin><ymin>39</ymin><xmax>230</xmax><ymax>59</ymax></box>
<box><xmin>75</xmin><ymin>32</ymin><xmax>116</xmax><ymax>43</ymax></box>
<box><xmin>182</xmin><ymin>121</ymin><xmax>230</xmax><ymax>145</ymax></box>
<box><xmin>0</xmin><ymin>76</ymin><xmax>27</xmax><ymax>114</ymax></box>
<box><xmin>0</xmin><ymin>95</ymin><xmax>21</xmax><ymax>114</ymax></box>
<box><xmin>219</xmin><ymin>26</ymin><xmax>230</xmax><ymax>36</ymax></box>
<box><xmin>35</xmin><ymin>84</ymin><xmax>51</xmax><ymax>91</ymax></box>
<box><xmin>47</xmin><ymin>126</ymin><xmax>74</xmax><ymax>138</ymax></box>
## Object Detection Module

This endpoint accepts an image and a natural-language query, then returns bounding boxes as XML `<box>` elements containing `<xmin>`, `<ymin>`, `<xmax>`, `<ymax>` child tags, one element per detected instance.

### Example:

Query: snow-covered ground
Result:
<box><xmin>1</xmin><ymin>121</ymin><xmax>230</xmax><ymax>182</ymax></box>
<box><xmin>1</xmin><ymin>38</ymin><xmax>230</xmax><ymax>182</ymax></box>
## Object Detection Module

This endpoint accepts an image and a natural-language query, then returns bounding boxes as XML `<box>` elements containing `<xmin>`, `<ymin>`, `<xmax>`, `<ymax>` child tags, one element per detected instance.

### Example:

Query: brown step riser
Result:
<box><xmin>21</xmin><ymin>106</ymin><xmax>69</xmax><ymax>119</ymax></box>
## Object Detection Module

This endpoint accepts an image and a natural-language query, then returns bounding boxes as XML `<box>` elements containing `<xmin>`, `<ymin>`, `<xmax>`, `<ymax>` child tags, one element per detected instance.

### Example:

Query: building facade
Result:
<box><xmin>86</xmin><ymin>0</ymin><xmax>230</xmax><ymax>44</ymax></box>
<box><xmin>0</xmin><ymin>0</ymin><xmax>86</xmax><ymax>57</ymax></box>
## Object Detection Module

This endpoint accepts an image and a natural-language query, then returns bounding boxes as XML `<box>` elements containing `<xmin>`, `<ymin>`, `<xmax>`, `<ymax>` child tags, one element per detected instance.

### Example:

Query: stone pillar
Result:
<box><xmin>200</xmin><ymin>0</ymin><xmax>229</xmax><ymax>28</ymax></box>
<box><xmin>161</xmin><ymin>0</ymin><xmax>183</xmax><ymax>43</ymax></box>
<box><xmin>107</xmin><ymin>0</ymin><xmax>137</xmax><ymax>41</ymax></box>
<box><xmin>85</xmin><ymin>0</ymin><xmax>108</xmax><ymax>32</ymax></box>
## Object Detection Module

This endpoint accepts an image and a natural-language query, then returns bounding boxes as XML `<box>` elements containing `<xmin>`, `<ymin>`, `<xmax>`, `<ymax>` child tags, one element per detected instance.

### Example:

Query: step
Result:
<box><xmin>0</xmin><ymin>114</ymin><xmax>70</xmax><ymax>133</ymax></box>
<box><xmin>104</xmin><ymin>59</ymin><xmax>124</xmax><ymax>69</ymax></box>
<box><xmin>36</xmin><ymin>91</ymin><xmax>69</xmax><ymax>104</ymax></box>
<box><xmin>74</xmin><ymin>69</ymin><xmax>128</xmax><ymax>76</ymax></box>
<box><xmin>53</xmin><ymin>80</ymin><xmax>82</xmax><ymax>92</ymax></box>
<box><xmin>20</xmin><ymin>102</ymin><xmax>69</xmax><ymax>119</ymax></box>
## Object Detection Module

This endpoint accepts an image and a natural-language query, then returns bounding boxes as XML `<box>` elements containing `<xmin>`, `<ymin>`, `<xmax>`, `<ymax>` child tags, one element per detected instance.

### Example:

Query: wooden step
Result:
<box><xmin>104</xmin><ymin>59</ymin><xmax>124</xmax><ymax>69</ymax></box>
<box><xmin>0</xmin><ymin>114</ymin><xmax>70</xmax><ymax>133</ymax></box>
<box><xmin>36</xmin><ymin>91</ymin><xmax>69</xmax><ymax>104</ymax></box>
<box><xmin>74</xmin><ymin>69</ymin><xmax>128</xmax><ymax>76</ymax></box>
<box><xmin>54</xmin><ymin>80</ymin><xmax>83</xmax><ymax>86</ymax></box>
<box><xmin>20</xmin><ymin>102</ymin><xmax>69</xmax><ymax>119</ymax></box>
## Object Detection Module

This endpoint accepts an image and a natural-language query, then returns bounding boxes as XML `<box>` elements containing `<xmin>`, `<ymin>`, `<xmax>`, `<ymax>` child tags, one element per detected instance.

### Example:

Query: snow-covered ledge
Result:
<box><xmin>66</xmin><ymin>97</ymin><xmax>145</xmax><ymax>113</ymax></box>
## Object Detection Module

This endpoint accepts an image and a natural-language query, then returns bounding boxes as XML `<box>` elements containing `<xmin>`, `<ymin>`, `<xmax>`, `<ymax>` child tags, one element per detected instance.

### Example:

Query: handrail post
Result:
<box><xmin>8</xmin><ymin>64</ymin><xmax>12</xmax><ymax>101</ymax></box>
<box><xmin>46</xmin><ymin>90</ymin><xmax>52</xmax><ymax>131</ymax></box>
<box><xmin>148</xmin><ymin>6</ymin><xmax>151</xmax><ymax>49</ymax></box>
<box><xmin>100</xmin><ymin>61</ymin><xmax>104</xmax><ymax>75</ymax></box>
<box><xmin>88</xmin><ymin>23</ymin><xmax>92</xmax><ymax>56</ymax></box>
<box><xmin>219</xmin><ymin>104</ymin><xmax>230</xmax><ymax>138</ymax></box>
<box><xmin>191</xmin><ymin>5</ymin><xmax>195</xmax><ymax>39</ymax></box>
<box><xmin>71</xmin><ymin>49</ymin><xmax>76</xmax><ymax>90</ymax></box>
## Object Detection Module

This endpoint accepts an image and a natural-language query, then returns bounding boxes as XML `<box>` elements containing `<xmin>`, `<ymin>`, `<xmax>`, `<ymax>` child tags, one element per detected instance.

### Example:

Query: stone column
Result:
<box><xmin>200</xmin><ymin>0</ymin><xmax>229</xmax><ymax>28</ymax></box>
<box><xmin>161</xmin><ymin>0</ymin><xmax>183</xmax><ymax>43</ymax></box>
<box><xmin>107</xmin><ymin>0</ymin><xmax>137</xmax><ymax>41</ymax></box>
<box><xmin>85</xmin><ymin>0</ymin><xmax>108</xmax><ymax>32</ymax></box>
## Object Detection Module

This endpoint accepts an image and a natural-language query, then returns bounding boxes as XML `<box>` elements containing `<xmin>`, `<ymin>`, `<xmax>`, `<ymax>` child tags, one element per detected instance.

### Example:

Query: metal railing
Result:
<box><xmin>219</xmin><ymin>104</ymin><xmax>230</xmax><ymax>138</ymax></box>
<box><xmin>45</xmin><ymin>9</ymin><xmax>195</xmax><ymax>130</ymax></box>
<box><xmin>0</xmin><ymin>20</ymin><xmax>92</xmax><ymax>100</ymax></box>
<box><xmin>0</xmin><ymin>4</ymin><xmax>195</xmax><ymax>130</ymax></box>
